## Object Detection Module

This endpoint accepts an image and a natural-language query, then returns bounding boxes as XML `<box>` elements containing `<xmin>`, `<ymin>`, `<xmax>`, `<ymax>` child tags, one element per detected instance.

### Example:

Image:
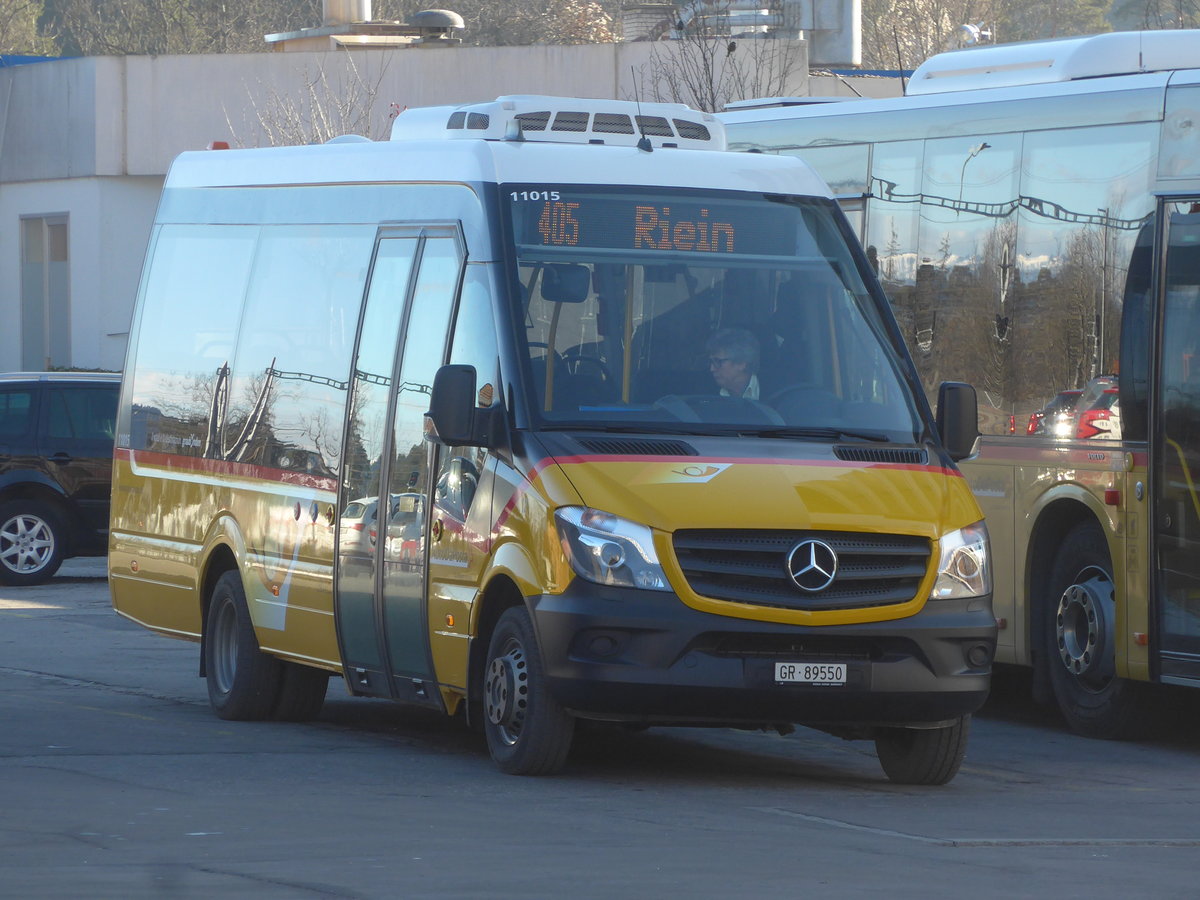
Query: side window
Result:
<box><xmin>128</xmin><ymin>225</ymin><xmax>256</xmax><ymax>457</ymax></box>
<box><xmin>1016</xmin><ymin>123</ymin><xmax>1155</xmax><ymax>442</ymax></box>
<box><xmin>223</xmin><ymin>225</ymin><xmax>374</xmax><ymax>475</ymax></box>
<box><xmin>917</xmin><ymin>133</ymin><xmax>1021</xmax><ymax>434</ymax></box>
<box><xmin>0</xmin><ymin>389</ymin><xmax>36</xmax><ymax>440</ymax></box>
<box><xmin>434</xmin><ymin>267</ymin><xmax>497</xmax><ymax>523</ymax></box>
<box><xmin>44</xmin><ymin>387</ymin><xmax>118</xmax><ymax>444</ymax></box>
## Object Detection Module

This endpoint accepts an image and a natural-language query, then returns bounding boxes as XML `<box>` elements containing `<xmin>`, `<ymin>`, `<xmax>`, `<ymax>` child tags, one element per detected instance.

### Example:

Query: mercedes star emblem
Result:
<box><xmin>785</xmin><ymin>539</ymin><xmax>838</xmax><ymax>592</ymax></box>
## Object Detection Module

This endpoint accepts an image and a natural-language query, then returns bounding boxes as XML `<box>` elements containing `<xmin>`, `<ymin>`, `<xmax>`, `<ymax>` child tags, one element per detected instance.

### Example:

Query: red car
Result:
<box><xmin>1026</xmin><ymin>389</ymin><xmax>1082</xmax><ymax>436</ymax></box>
<box><xmin>1076</xmin><ymin>389</ymin><xmax>1121</xmax><ymax>440</ymax></box>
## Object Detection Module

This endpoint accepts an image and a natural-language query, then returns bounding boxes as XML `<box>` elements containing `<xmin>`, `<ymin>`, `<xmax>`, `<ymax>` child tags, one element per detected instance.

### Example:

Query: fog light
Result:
<box><xmin>966</xmin><ymin>643</ymin><xmax>992</xmax><ymax>668</ymax></box>
<box><xmin>573</xmin><ymin>629</ymin><xmax>630</xmax><ymax>661</ymax></box>
<box><xmin>589</xmin><ymin>634</ymin><xmax>619</xmax><ymax>656</ymax></box>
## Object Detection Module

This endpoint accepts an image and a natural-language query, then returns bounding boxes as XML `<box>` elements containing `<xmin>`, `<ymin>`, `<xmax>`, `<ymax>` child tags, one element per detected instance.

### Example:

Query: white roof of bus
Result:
<box><xmin>906</xmin><ymin>29</ymin><xmax>1200</xmax><ymax>95</ymax></box>
<box><xmin>717</xmin><ymin>67</ymin><xmax>1178</xmax><ymax>128</ymax></box>
<box><xmin>162</xmin><ymin>137</ymin><xmax>833</xmax><ymax>198</ymax></box>
<box><xmin>718</xmin><ymin>30</ymin><xmax>1200</xmax><ymax>126</ymax></box>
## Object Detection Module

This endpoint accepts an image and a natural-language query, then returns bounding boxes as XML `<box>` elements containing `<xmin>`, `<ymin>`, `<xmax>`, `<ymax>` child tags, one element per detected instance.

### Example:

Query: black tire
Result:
<box><xmin>875</xmin><ymin>716</ymin><xmax>970</xmax><ymax>785</ymax></box>
<box><xmin>482</xmin><ymin>606</ymin><xmax>574</xmax><ymax>775</ymax></box>
<box><xmin>204</xmin><ymin>570</ymin><xmax>283</xmax><ymax>720</ymax></box>
<box><xmin>0</xmin><ymin>499</ymin><xmax>67</xmax><ymax>586</ymax></box>
<box><xmin>272</xmin><ymin>662</ymin><xmax>329</xmax><ymax>722</ymax></box>
<box><xmin>1043</xmin><ymin>520</ymin><xmax>1144</xmax><ymax>739</ymax></box>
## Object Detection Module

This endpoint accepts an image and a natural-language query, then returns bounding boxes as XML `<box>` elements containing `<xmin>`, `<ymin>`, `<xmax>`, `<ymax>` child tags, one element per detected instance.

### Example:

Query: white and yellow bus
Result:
<box><xmin>111</xmin><ymin>96</ymin><xmax>994</xmax><ymax>782</ymax></box>
<box><xmin>720</xmin><ymin>30</ymin><xmax>1200</xmax><ymax>737</ymax></box>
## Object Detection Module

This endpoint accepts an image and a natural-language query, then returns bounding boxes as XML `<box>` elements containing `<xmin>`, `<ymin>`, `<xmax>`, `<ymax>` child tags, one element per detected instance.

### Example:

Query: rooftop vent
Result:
<box><xmin>390</xmin><ymin>96</ymin><xmax>725</xmax><ymax>150</ymax></box>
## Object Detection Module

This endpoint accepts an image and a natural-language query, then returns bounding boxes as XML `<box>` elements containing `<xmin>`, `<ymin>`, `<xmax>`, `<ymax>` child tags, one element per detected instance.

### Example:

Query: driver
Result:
<box><xmin>706</xmin><ymin>328</ymin><xmax>760</xmax><ymax>400</ymax></box>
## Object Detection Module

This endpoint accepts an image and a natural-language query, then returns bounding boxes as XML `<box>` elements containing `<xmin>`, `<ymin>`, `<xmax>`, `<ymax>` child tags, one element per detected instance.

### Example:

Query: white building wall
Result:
<box><xmin>0</xmin><ymin>176</ymin><xmax>161</xmax><ymax>371</ymax></box>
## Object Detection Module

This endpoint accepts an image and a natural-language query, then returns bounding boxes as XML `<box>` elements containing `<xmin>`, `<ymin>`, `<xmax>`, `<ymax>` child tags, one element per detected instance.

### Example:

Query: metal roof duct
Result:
<box><xmin>324</xmin><ymin>0</ymin><xmax>372</xmax><ymax>26</ymax></box>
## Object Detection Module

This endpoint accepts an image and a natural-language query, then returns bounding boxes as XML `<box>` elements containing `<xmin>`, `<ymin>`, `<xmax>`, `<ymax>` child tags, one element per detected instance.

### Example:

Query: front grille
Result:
<box><xmin>673</xmin><ymin>529</ymin><xmax>932</xmax><ymax>612</ymax></box>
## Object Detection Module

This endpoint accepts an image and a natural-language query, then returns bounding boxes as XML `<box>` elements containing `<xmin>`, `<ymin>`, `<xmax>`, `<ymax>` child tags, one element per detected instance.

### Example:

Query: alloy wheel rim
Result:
<box><xmin>0</xmin><ymin>514</ymin><xmax>55</xmax><ymax>574</ymax></box>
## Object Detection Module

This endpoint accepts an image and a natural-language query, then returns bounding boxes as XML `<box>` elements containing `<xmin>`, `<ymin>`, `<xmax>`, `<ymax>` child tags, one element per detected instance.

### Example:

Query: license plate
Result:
<box><xmin>775</xmin><ymin>662</ymin><xmax>847</xmax><ymax>685</ymax></box>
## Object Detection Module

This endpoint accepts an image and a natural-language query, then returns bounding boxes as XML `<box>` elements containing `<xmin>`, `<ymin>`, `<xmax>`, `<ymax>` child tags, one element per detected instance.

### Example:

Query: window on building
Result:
<box><xmin>20</xmin><ymin>215</ymin><xmax>70</xmax><ymax>370</ymax></box>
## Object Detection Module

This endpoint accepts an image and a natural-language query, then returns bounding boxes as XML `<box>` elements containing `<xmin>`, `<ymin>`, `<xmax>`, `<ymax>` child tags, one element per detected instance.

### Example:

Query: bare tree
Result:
<box><xmin>861</xmin><ymin>0</ymin><xmax>1111</xmax><ymax>71</ymax></box>
<box><xmin>1112</xmin><ymin>0</ymin><xmax>1200</xmax><ymax>27</ymax></box>
<box><xmin>226</xmin><ymin>53</ymin><xmax>397</xmax><ymax>147</ymax></box>
<box><xmin>634</xmin><ymin>31</ymin><xmax>805</xmax><ymax>112</ymax></box>
<box><xmin>861</xmin><ymin>0</ymin><xmax>1001</xmax><ymax>70</ymax></box>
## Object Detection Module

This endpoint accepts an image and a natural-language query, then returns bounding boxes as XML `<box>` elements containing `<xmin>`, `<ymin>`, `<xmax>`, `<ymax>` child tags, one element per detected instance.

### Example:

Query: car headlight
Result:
<box><xmin>931</xmin><ymin>520</ymin><xmax>991</xmax><ymax>600</ymax></box>
<box><xmin>554</xmin><ymin>507</ymin><xmax>671</xmax><ymax>591</ymax></box>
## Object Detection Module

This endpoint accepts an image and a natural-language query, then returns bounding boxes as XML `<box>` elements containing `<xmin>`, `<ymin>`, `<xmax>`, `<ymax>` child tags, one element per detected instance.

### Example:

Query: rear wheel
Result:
<box><xmin>1043</xmin><ymin>521</ymin><xmax>1144</xmax><ymax>738</ymax></box>
<box><xmin>205</xmin><ymin>570</ymin><xmax>282</xmax><ymax>720</ymax></box>
<box><xmin>875</xmin><ymin>716</ymin><xmax>970</xmax><ymax>785</ymax></box>
<box><xmin>483</xmin><ymin>606</ymin><xmax>574</xmax><ymax>775</ymax></box>
<box><xmin>272</xmin><ymin>662</ymin><xmax>329</xmax><ymax>722</ymax></box>
<box><xmin>0</xmin><ymin>499</ymin><xmax>66</xmax><ymax>586</ymax></box>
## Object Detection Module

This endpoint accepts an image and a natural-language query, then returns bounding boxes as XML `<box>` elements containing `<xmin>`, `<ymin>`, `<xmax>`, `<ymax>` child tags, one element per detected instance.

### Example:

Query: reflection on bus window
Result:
<box><xmin>508</xmin><ymin>187</ymin><xmax>923</xmax><ymax>443</ymax></box>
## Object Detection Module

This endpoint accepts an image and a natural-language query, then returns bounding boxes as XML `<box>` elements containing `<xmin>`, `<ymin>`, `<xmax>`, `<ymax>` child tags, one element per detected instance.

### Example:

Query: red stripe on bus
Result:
<box><xmin>116</xmin><ymin>447</ymin><xmax>339</xmax><ymax>493</ymax></box>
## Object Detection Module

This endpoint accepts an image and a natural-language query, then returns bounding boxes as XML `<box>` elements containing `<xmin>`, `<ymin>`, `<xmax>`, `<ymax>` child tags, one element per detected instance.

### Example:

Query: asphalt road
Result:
<box><xmin>3</xmin><ymin>560</ymin><xmax>1200</xmax><ymax>899</ymax></box>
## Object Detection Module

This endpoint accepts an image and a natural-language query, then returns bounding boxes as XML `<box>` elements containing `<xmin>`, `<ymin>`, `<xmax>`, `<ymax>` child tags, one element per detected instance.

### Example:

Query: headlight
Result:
<box><xmin>931</xmin><ymin>520</ymin><xmax>991</xmax><ymax>600</ymax></box>
<box><xmin>554</xmin><ymin>507</ymin><xmax>671</xmax><ymax>591</ymax></box>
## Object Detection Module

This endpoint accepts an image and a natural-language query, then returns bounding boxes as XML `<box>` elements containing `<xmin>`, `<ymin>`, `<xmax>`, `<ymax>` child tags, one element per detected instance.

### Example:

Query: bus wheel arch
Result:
<box><xmin>1027</xmin><ymin>500</ymin><xmax>1101</xmax><ymax>701</ymax></box>
<box><xmin>469</xmin><ymin>575</ymin><xmax>574</xmax><ymax>774</ymax></box>
<box><xmin>1035</xmin><ymin>513</ymin><xmax>1143</xmax><ymax>738</ymax></box>
<box><xmin>203</xmin><ymin>567</ymin><xmax>284</xmax><ymax>720</ymax></box>
<box><xmin>466</xmin><ymin>575</ymin><xmax>525</xmax><ymax>730</ymax></box>
<box><xmin>198</xmin><ymin>544</ymin><xmax>238</xmax><ymax>678</ymax></box>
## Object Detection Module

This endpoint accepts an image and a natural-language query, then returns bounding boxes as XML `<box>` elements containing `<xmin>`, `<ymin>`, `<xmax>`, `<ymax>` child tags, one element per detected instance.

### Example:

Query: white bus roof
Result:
<box><xmin>166</xmin><ymin>127</ymin><xmax>831</xmax><ymax>199</ymax></box>
<box><xmin>907</xmin><ymin>29</ymin><xmax>1200</xmax><ymax>95</ymax></box>
<box><xmin>718</xmin><ymin>31</ymin><xmax>1200</xmax><ymax>131</ymax></box>
<box><xmin>389</xmin><ymin>95</ymin><xmax>726</xmax><ymax>151</ymax></box>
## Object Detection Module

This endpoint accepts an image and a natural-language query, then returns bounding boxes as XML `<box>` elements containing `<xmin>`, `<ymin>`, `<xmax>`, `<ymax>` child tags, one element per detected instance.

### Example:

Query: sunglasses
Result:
<box><xmin>708</xmin><ymin>356</ymin><xmax>733</xmax><ymax>368</ymax></box>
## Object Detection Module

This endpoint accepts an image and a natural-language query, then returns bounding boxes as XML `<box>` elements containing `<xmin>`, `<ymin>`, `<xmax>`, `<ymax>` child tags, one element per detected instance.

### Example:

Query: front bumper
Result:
<box><xmin>530</xmin><ymin>580</ymin><xmax>996</xmax><ymax>728</ymax></box>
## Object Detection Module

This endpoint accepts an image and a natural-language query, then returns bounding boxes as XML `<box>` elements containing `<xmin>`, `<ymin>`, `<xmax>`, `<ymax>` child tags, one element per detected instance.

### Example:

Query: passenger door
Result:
<box><xmin>38</xmin><ymin>384</ymin><xmax>118</xmax><ymax>540</ymax></box>
<box><xmin>1154</xmin><ymin>199</ymin><xmax>1200</xmax><ymax>682</ymax></box>
<box><xmin>334</xmin><ymin>227</ymin><xmax>465</xmax><ymax>703</ymax></box>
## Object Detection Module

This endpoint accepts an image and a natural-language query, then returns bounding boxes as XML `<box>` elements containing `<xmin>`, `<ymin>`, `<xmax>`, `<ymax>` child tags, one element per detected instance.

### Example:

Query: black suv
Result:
<box><xmin>0</xmin><ymin>372</ymin><xmax>120</xmax><ymax>585</ymax></box>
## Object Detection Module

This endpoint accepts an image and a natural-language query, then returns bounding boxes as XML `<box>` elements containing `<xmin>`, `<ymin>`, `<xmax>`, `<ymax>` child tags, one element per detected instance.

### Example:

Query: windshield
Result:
<box><xmin>505</xmin><ymin>184</ymin><xmax>923</xmax><ymax>441</ymax></box>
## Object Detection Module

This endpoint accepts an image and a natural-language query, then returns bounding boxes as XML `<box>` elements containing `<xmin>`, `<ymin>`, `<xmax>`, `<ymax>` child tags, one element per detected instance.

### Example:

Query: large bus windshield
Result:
<box><xmin>506</xmin><ymin>185</ymin><xmax>923</xmax><ymax>442</ymax></box>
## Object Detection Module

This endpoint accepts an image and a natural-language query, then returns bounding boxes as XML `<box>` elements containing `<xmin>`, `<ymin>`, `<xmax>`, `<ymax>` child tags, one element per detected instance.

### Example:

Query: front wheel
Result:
<box><xmin>0</xmin><ymin>499</ymin><xmax>66</xmax><ymax>586</ymax></box>
<box><xmin>1043</xmin><ymin>520</ymin><xmax>1144</xmax><ymax>738</ymax></box>
<box><xmin>482</xmin><ymin>606</ymin><xmax>574</xmax><ymax>775</ymax></box>
<box><xmin>204</xmin><ymin>570</ymin><xmax>283</xmax><ymax>720</ymax></box>
<box><xmin>874</xmin><ymin>716</ymin><xmax>970</xmax><ymax>785</ymax></box>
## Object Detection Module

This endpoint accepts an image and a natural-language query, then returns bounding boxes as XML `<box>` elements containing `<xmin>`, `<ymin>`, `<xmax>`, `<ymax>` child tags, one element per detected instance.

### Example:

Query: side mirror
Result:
<box><xmin>427</xmin><ymin>365</ymin><xmax>481</xmax><ymax>447</ymax></box>
<box><xmin>937</xmin><ymin>381</ymin><xmax>980</xmax><ymax>462</ymax></box>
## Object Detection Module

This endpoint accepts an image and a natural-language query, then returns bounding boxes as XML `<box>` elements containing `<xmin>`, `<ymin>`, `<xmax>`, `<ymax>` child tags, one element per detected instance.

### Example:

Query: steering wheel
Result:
<box><xmin>767</xmin><ymin>384</ymin><xmax>841</xmax><ymax>422</ymax></box>
<box><xmin>767</xmin><ymin>383</ymin><xmax>817</xmax><ymax>406</ymax></box>
<box><xmin>562</xmin><ymin>351</ymin><xmax>613</xmax><ymax>383</ymax></box>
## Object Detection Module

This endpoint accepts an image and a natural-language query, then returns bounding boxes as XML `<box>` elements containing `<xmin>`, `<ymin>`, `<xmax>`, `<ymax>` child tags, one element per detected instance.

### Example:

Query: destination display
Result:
<box><xmin>506</xmin><ymin>185</ymin><xmax>803</xmax><ymax>257</ymax></box>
